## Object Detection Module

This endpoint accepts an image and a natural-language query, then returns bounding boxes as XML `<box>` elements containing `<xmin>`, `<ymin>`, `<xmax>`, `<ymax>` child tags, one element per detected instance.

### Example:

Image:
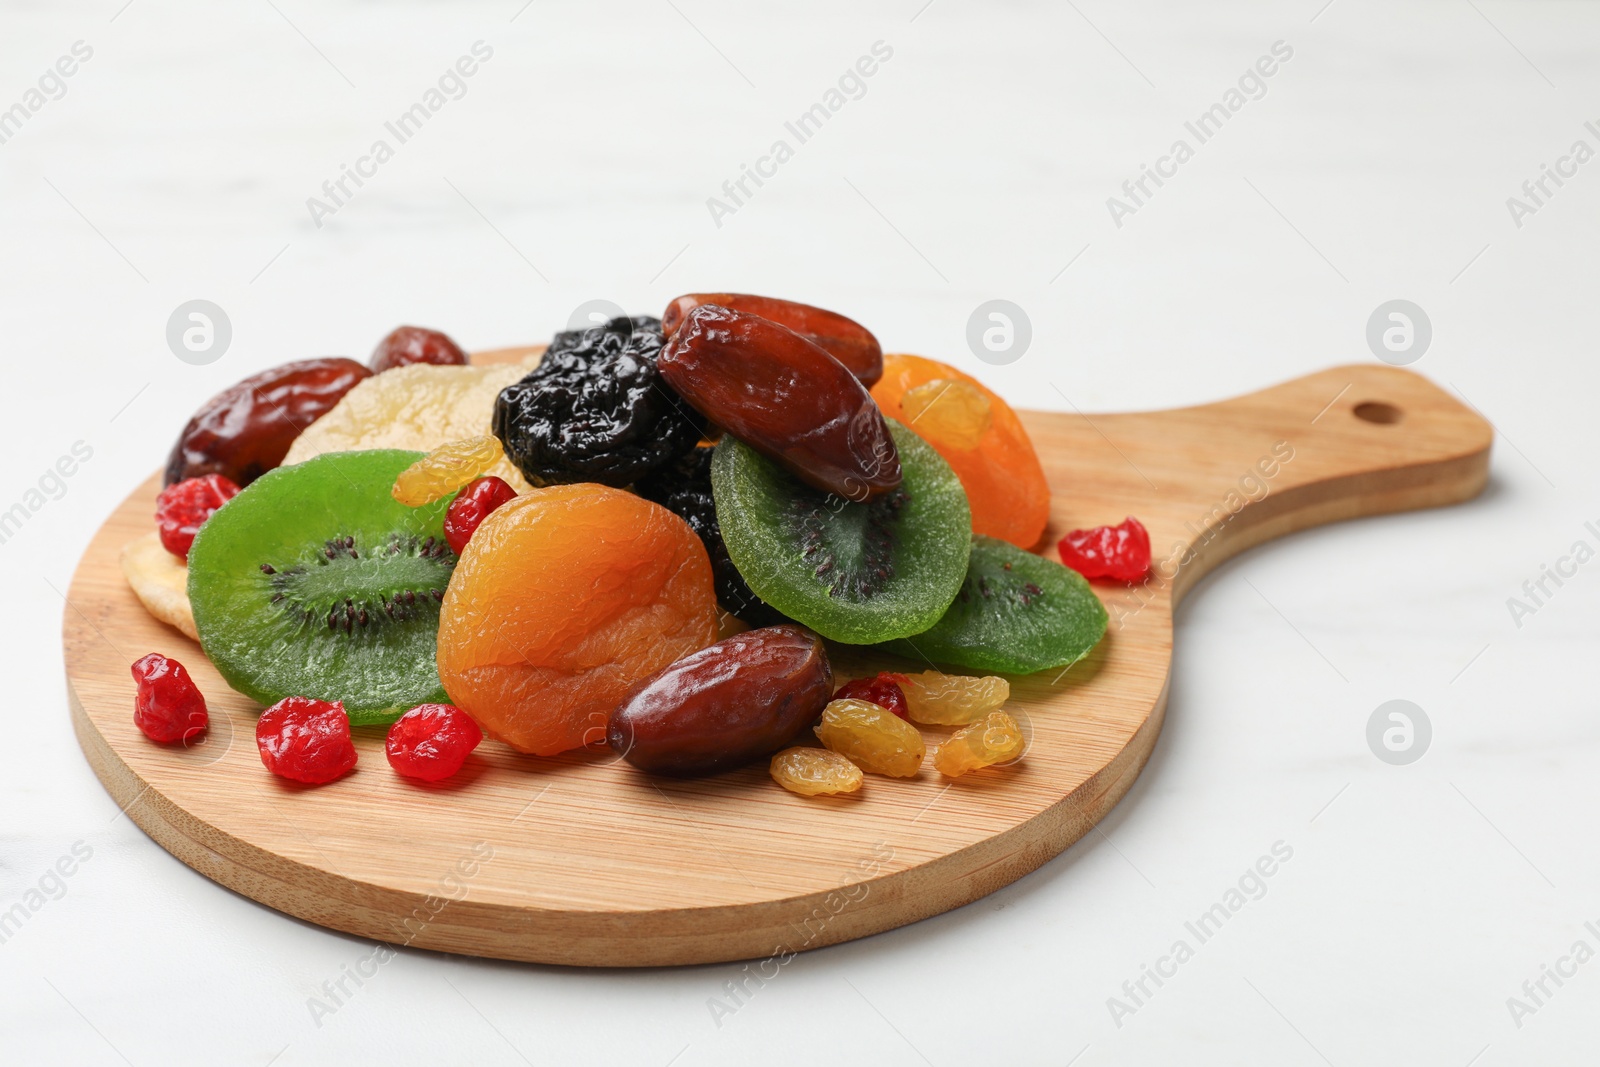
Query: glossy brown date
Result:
<box><xmin>662</xmin><ymin>293</ymin><xmax>883</xmax><ymax>386</ymax></box>
<box><xmin>607</xmin><ymin>625</ymin><xmax>834</xmax><ymax>777</ymax></box>
<box><xmin>163</xmin><ymin>358</ymin><xmax>370</xmax><ymax>487</ymax></box>
<box><xmin>369</xmin><ymin>325</ymin><xmax>469</xmax><ymax>373</ymax></box>
<box><xmin>657</xmin><ymin>305</ymin><xmax>902</xmax><ymax>501</ymax></box>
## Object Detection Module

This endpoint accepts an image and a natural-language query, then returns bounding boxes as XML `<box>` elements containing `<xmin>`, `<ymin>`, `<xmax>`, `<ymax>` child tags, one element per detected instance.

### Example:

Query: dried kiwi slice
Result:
<box><xmin>882</xmin><ymin>536</ymin><xmax>1107</xmax><ymax>674</ymax></box>
<box><xmin>187</xmin><ymin>450</ymin><xmax>456</xmax><ymax>725</ymax></box>
<box><xmin>711</xmin><ymin>420</ymin><xmax>970</xmax><ymax>643</ymax></box>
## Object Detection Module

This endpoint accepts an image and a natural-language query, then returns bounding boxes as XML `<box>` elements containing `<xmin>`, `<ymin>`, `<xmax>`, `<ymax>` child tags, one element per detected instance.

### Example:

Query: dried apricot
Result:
<box><xmin>901</xmin><ymin>379</ymin><xmax>992</xmax><ymax>451</ymax></box>
<box><xmin>871</xmin><ymin>354</ymin><xmax>1050</xmax><ymax>548</ymax></box>
<box><xmin>392</xmin><ymin>435</ymin><xmax>504</xmax><ymax>507</ymax></box>
<box><xmin>900</xmin><ymin>670</ymin><xmax>1010</xmax><ymax>725</ymax></box>
<box><xmin>814</xmin><ymin>698</ymin><xmax>924</xmax><ymax>777</ymax></box>
<box><xmin>436</xmin><ymin>485</ymin><xmax>719</xmax><ymax>756</ymax></box>
<box><xmin>933</xmin><ymin>711</ymin><xmax>1024</xmax><ymax>776</ymax></box>
<box><xmin>770</xmin><ymin>747</ymin><xmax>864</xmax><ymax>796</ymax></box>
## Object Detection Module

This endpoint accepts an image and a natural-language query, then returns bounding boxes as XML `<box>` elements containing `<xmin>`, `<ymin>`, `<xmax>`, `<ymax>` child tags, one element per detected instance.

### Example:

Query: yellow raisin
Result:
<box><xmin>392</xmin><ymin>434</ymin><xmax>505</xmax><ymax>507</ymax></box>
<box><xmin>814</xmin><ymin>698</ymin><xmax>925</xmax><ymax>777</ymax></box>
<box><xmin>901</xmin><ymin>378</ymin><xmax>993</xmax><ymax>451</ymax></box>
<box><xmin>770</xmin><ymin>747</ymin><xmax>864</xmax><ymax>796</ymax></box>
<box><xmin>933</xmin><ymin>711</ymin><xmax>1025</xmax><ymax>777</ymax></box>
<box><xmin>901</xmin><ymin>670</ymin><xmax>1010</xmax><ymax>725</ymax></box>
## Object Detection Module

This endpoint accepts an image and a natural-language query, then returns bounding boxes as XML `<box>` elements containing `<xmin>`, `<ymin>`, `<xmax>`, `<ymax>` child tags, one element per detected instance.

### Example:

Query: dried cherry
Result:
<box><xmin>164</xmin><ymin>358</ymin><xmax>370</xmax><ymax>487</ymax></box>
<box><xmin>834</xmin><ymin>672</ymin><xmax>910</xmax><ymax>720</ymax></box>
<box><xmin>1058</xmin><ymin>516</ymin><xmax>1151</xmax><ymax>582</ymax></box>
<box><xmin>130</xmin><ymin>653</ymin><xmax>208</xmax><ymax>743</ymax></box>
<box><xmin>444</xmin><ymin>475</ymin><xmax>518</xmax><ymax>555</ymax></box>
<box><xmin>369</xmin><ymin>326</ymin><xmax>468</xmax><ymax>373</ymax></box>
<box><xmin>493</xmin><ymin>316</ymin><xmax>704</xmax><ymax>488</ymax></box>
<box><xmin>386</xmin><ymin>703</ymin><xmax>482</xmax><ymax>781</ymax></box>
<box><xmin>607</xmin><ymin>625</ymin><xmax>833</xmax><ymax>777</ymax></box>
<box><xmin>657</xmin><ymin>305</ymin><xmax>901</xmax><ymax>501</ymax></box>
<box><xmin>256</xmin><ymin>696</ymin><xmax>357</xmax><ymax>784</ymax></box>
<box><xmin>155</xmin><ymin>473</ymin><xmax>240</xmax><ymax>561</ymax></box>
<box><xmin>662</xmin><ymin>294</ymin><xmax>883</xmax><ymax>386</ymax></box>
<box><xmin>634</xmin><ymin>446</ymin><xmax>785</xmax><ymax>626</ymax></box>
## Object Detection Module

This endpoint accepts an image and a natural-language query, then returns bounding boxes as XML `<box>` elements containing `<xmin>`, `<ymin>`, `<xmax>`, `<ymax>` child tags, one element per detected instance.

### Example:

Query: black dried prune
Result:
<box><xmin>635</xmin><ymin>447</ymin><xmax>788</xmax><ymax>627</ymax></box>
<box><xmin>493</xmin><ymin>316</ymin><xmax>703</xmax><ymax>487</ymax></box>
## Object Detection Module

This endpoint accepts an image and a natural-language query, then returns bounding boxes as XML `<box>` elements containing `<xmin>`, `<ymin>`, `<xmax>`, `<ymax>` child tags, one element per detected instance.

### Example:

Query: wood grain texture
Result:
<box><xmin>63</xmin><ymin>359</ymin><xmax>1491</xmax><ymax>966</ymax></box>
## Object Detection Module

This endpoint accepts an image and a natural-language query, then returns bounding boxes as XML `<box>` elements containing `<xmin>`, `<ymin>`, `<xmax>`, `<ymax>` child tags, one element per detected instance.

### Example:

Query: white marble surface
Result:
<box><xmin>3</xmin><ymin>0</ymin><xmax>1597</xmax><ymax>1063</ymax></box>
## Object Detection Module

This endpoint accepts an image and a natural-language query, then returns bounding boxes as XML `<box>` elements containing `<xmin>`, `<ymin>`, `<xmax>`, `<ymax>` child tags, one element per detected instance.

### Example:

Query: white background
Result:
<box><xmin>3</xmin><ymin>0</ymin><xmax>1597</xmax><ymax>1063</ymax></box>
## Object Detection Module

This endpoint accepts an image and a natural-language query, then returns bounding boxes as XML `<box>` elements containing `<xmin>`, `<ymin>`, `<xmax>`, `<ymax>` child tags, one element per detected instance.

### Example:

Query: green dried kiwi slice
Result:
<box><xmin>711</xmin><ymin>420</ymin><xmax>970</xmax><ymax>644</ymax></box>
<box><xmin>882</xmin><ymin>535</ymin><xmax>1108</xmax><ymax>674</ymax></box>
<box><xmin>187</xmin><ymin>449</ymin><xmax>456</xmax><ymax>725</ymax></box>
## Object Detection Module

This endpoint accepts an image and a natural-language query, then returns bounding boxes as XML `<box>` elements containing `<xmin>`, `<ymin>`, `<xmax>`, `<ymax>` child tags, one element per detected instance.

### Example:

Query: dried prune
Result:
<box><xmin>607</xmin><ymin>625</ymin><xmax>833</xmax><ymax>777</ymax></box>
<box><xmin>548</xmin><ymin>315</ymin><xmax>661</xmax><ymax>357</ymax></box>
<box><xmin>164</xmin><ymin>358</ymin><xmax>371</xmax><ymax>487</ymax></box>
<box><xmin>635</xmin><ymin>446</ymin><xmax>786</xmax><ymax>626</ymax></box>
<box><xmin>369</xmin><ymin>326</ymin><xmax>468</xmax><ymax>373</ymax></box>
<box><xmin>662</xmin><ymin>294</ymin><xmax>883</xmax><ymax>386</ymax></box>
<box><xmin>493</xmin><ymin>316</ymin><xmax>704</xmax><ymax>488</ymax></box>
<box><xmin>657</xmin><ymin>305</ymin><xmax>901</xmax><ymax>501</ymax></box>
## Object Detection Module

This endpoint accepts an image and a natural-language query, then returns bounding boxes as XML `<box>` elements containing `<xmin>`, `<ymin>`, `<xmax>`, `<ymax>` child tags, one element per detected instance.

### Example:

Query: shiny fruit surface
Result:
<box><xmin>658</xmin><ymin>304</ymin><xmax>901</xmax><ymax>502</ymax></box>
<box><xmin>662</xmin><ymin>293</ymin><xmax>883</xmax><ymax>386</ymax></box>
<box><xmin>608</xmin><ymin>625</ymin><xmax>832</xmax><ymax>777</ymax></box>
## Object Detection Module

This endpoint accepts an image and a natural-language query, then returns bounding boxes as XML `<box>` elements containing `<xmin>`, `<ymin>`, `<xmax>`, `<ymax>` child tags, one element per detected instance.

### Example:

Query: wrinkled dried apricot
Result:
<box><xmin>814</xmin><ymin>698</ymin><xmax>924</xmax><ymax>777</ymax></box>
<box><xmin>770</xmin><ymin>747</ymin><xmax>864</xmax><ymax>796</ymax></box>
<box><xmin>933</xmin><ymin>711</ymin><xmax>1024</xmax><ymax>776</ymax></box>
<box><xmin>436</xmin><ymin>485</ymin><xmax>718</xmax><ymax>756</ymax></box>
<box><xmin>392</xmin><ymin>435</ymin><xmax>504</xmax><ymax>507</ymax></box>
<box><xmin>872</xmin><ymin>354</ymin><xmax>1050</xmax><ymax>548</ymax></box>
<box><xmin>901</xmin><ymin>670</ymin><xmax>1010</xmax><ymax>725</ymax></box>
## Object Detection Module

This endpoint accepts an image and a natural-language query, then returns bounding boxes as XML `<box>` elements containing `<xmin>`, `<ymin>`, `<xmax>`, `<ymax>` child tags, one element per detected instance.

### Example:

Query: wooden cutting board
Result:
<box><xmin>62</xmin><ymin>358</ymin><xmax>1491</xmax><ymax>966</ymax></box>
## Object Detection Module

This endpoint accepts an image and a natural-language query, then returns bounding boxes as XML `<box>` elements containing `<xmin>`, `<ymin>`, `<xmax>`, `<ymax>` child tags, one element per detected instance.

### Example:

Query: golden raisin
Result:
<box><xmin>814</xmin><ymin>698</ymin><xmax>925</xmax><ymax>777</ymax></box>
<box><xmin>934</xmin><ymin>711</ymin><xmax>1025</xmax><ymax>777</ymax></box>
<box><xmin>901</xmin><ymin>379</ymin><xmax>993</xmax><ymax>451</ymax></box>
<box><xmin>901</xmin><ymin>670</ymin><xmax>1010</xmax><ymax>725</ymax></box>
<box><xmin>770</xmin><ymin>747</ymin><xmax>864</xmax><ymax>796</ymax></box>
<box><xmin>392</xmin><ymin>435</ymin><xmax>505</xmax><ymax>507</ymax></box>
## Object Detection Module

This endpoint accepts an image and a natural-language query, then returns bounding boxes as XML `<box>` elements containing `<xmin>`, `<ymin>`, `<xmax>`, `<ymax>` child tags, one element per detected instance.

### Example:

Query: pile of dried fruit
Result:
<box><xmin>122</xmin><ymin>300</ymin><xmax>1138</xmax><ymax>796</ymax></box>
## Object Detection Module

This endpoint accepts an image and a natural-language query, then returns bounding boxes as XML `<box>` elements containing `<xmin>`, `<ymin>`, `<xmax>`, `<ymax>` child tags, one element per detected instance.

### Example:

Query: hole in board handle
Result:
<box><xmin>1353</xmin><ymin>401</ymin><xmax>1402</xmax><ymax>425</ymax></box>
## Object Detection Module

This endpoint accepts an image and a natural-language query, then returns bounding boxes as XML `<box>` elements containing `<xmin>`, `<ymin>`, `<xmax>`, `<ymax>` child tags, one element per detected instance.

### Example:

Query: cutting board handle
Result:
<box><xmin>1070</xmin><ymin>364</ymin><xmax>1494</xmax><ymax>606</ymax></box>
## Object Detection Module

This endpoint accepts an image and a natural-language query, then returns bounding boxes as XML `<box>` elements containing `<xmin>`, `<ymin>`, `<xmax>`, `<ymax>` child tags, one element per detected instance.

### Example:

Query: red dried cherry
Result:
<box><xmin>657</xmin><ymin>304</ymin><xmax>901</xmax><ymax>501</ymax></box>
<box><xmin>155</xmin><ymin>474</ymin><xmax>240</xmax><ymax>561</ymax></box>
<box><xmin>256</xmin><ymin>696</ymin><xmax>357</xmax><ymax>784</ymax></box>
<box><xmin>1058</xmin><ymin>517</ymin><xmax>1151</xmax><ymax>582</ymax></box>
<box><xmin>385</xmin><ymin>703</ymin><xmax>483</xmax><ymax>781</ymax></box>
<box><xmin>834</xmin><ymin>672</ymin><xmax>911</xmax><ymax>720</ymax></box>
<box><xmin>661</xmin><ymin>293</ymin><xmax>884</xmax><ymax>386</ymax></box>
<box><xmin>369</xmin><ymin>326</ymin><xmax>469</xmax><ymax>373</ymax></box>
<box><xmin>444</xmin><ymin>476</ymin><xmax>517</xmax><ymax>555</ymax></box>
<box><xmin>130</xmin><ymin>653</ymin><xmax>209</xmax><ymax>743</ymax></box>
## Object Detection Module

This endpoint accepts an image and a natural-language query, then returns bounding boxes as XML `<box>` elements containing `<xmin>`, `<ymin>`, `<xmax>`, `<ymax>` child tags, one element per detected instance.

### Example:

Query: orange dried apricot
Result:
<box><xmin>436</xmin><ymin>485</ymin><xmax>719</xmax><ymax>756</ymax></box>
<box><xmin>871</xmin><ymin>354</ymin><xmax>1050</xmax><ymax>549</ymax></box>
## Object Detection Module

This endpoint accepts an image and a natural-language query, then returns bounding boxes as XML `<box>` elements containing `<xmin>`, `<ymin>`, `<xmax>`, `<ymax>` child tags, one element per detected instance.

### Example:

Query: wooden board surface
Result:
<box><xmin>63</xmin><ymin>359</ymin><xmax>1492</xmax><ymax>966</ymax></box>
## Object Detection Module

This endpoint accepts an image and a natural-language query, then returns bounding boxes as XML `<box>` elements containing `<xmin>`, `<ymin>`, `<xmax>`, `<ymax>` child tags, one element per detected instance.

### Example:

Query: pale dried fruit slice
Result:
<box><xmin>284</xmin><ymin>360</ymin><xmax>537</xmax><ymax>491</ymax></box>
<box><xmin>121</xmin><ymin>531</ymin><xmax>197</xmax><ymax>639</ymax></box>
<box><xmin>770</xmin><ymin>747</ymin><xmax>864</xmax><ymax>796</ymax></box>
<box><xmin>900</xmin><ymin>670</ymin><xmax>1010</xmax><ymax>725</ymax></box>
